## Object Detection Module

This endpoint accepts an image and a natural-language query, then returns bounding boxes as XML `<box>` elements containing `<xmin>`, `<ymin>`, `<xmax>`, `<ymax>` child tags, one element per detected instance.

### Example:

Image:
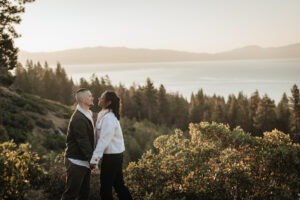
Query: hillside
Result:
<box><xmin>0</xmin><ymin>86</ymin><xmax>173</xmax><ymax>164</ymax></box>
<box><xmin>18</xmin><ymin>43</ymin><xmax>300</xmax><ymax>65</ymax></box>
<box><xmin>0</xmin><ymin>86</ymin><xmax>72</xmax><ymax>155</ymax></box>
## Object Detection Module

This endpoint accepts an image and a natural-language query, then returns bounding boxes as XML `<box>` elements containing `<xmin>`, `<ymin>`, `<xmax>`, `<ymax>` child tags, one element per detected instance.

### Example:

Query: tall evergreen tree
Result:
<box><xmin>144</xmin><ymin>78</ymin><xmax>157</xmax><ymax>122</ymax></box>
<box><xmin>276</xmin><ymin>93</ymin><xmax>291</xmax><ymax>133</ymax></box>
<box><xmin>0</xmin><ymin>0</ymin><xmax>35</xmax><ymax>86</ymax></box>
<box><xmin>236</xmin><ymin>92</ymin><xmax>251</xmax><ymax>131</ymax></box>
<box><xmin>189</xmin><ymin>89</ymin><xmax>205</xmax><ymax>123</ymax></box>
<box><xmin>289</xmin><ymin>84</ymin><xmax>300</xmax><ymax>142</ymax></box>
<box><xmin>0</xmin><ymin>0</ymin><xmax>34</xmax><ymax>125</ymax></box>
<box><xmin>169</xmin><ymin>93</ymin><xmax>189</xmax><ymax>130</ymax></box>
<box><xmin>132</xmin><ymin>86</ymin><xmax>143</xmax><ymax>121</ymax></box>
<box><xmin>157</xmin><ymin>84</ymin><xmax>169</xmax><ymax>125</ymax></box>
<box><xmin>227</xmin><ymin>94</ymin><xmax>239</xmax><ymax>129</ymax></box>
<box><xmin>249</xmin><ymin>90</ymin><xmax>260</xmax><ymax>133</ymax></box>
<box><xmin>253</xmin><ymin>94</ymin><xmax>277</xmax><ymax>136</ymax></box>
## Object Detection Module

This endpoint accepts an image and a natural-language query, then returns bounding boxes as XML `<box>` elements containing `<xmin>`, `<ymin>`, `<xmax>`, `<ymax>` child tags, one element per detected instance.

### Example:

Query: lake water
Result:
<box><xmin>58</xmin><ymin>59</ymin><xmax>300</xmax><ymax>103</ymax></box>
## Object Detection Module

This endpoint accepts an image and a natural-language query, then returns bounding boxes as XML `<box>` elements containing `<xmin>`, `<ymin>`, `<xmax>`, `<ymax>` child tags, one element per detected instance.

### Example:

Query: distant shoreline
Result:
<box><xmin>19</xmin><ymin>57</ymin><xmax>300</xmax><ymax>67</ymax></box>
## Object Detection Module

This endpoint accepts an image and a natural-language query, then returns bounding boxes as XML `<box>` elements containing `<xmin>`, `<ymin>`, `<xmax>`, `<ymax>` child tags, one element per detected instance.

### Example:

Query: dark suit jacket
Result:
<box><xmin>65</xmin><ymin>110</ymin><xmax>94</xmax><ymax>161</ymax></box>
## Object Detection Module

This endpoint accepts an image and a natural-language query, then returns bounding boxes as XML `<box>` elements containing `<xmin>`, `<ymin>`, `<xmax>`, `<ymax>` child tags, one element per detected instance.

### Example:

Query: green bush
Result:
<box><xmin>0</xmin><ymin>125</ymin><xmax>9</xmax><ymax>142</ymax></box>
<box><xmin>12</xmin><ymin>95</ymin><xmax>47</xmax><ymax>115</ymax></box>
<box><xmin>42</xmin><ymin>153</ymin><xmax>101</xmax><ymax>200</ymax></box>
<box><xmin>124</xmin><ymin>122</ymin><xmax>300</xmax><ymax>200</ymax></box>
<box><xmin>121</xmin><ymin>117</ymin><xmax>173</xmax><ymax>166</ymax></box>
<box><xmin>0</xmin><ymin>141</ymin><xmax>44</xmax><ymax>200</ymax></box>
<box><xmin>36</xmin><ymin>118</ymin><xmax>54</xmax><ymax>129</ymax></box>
<box><xmin>42</xmin><ymin>133</ymin><xmax>66</xmax><ymax>152</ymax></box>
<box><xmin>42</xmin><ymin>153</ymin><xmax>66</xmax><ymax>199</ymax></box>
<box><xmin>3</xmin><ymin>112</ymin><xmax>34</xmax><ymax>143</ymax></box>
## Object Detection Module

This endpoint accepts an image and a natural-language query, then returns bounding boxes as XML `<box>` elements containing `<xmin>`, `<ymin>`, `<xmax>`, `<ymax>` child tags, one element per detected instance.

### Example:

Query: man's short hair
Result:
<box><xmin>75</xmin><ymin>88</ymin><xmax>89</xmax><ymax>102</ymax></box>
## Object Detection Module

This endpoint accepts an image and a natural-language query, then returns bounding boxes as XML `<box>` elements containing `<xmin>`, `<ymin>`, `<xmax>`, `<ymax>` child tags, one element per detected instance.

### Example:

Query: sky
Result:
<box><xmin>15</xmin><ymin>0</ymin><xmax>300</xmax><ymax>53</ymax></box>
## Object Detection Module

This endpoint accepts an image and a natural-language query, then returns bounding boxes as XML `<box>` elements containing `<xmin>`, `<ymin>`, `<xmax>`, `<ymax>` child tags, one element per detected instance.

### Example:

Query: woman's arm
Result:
<box><xmin>90</xmin><ymin>115</ymin><xmax>116</xmax><ymax>164</ymax></box>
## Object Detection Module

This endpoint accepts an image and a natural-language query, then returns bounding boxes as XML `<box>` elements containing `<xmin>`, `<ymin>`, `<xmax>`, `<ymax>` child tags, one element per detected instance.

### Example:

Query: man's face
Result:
<box><xmin>82</xmin><ymin>91</ymin><xmax>94</xmax><ymax>107</ymax></box>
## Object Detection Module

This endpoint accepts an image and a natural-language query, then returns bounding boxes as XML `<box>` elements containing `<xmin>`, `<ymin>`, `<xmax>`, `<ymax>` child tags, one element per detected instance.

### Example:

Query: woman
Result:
<box><xmin>90</xmin><ymin>91</ymin><xmax>132</xmax><ymax>200</ymax></box>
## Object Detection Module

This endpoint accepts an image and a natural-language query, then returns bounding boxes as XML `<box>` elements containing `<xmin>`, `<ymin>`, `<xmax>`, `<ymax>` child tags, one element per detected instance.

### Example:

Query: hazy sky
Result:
<box><xmin>15</xmin><ymin>0</ymin><xmax>300</xmax><ymax>53</ymax></box>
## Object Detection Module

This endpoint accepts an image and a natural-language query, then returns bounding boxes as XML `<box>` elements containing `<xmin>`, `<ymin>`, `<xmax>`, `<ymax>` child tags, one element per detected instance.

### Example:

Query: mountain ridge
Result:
<box><xmin>18</xmin><ymin>43</ymin><xmax>300</xmax><ymax>65</ymax></box>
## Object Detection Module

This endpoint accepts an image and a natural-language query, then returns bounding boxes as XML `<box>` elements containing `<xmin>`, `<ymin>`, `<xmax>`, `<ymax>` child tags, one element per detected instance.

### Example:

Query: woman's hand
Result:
<box><xmin>90</xmin><ymin>164</ymin><xmax>96</xmax><ymax>170</ymax></box>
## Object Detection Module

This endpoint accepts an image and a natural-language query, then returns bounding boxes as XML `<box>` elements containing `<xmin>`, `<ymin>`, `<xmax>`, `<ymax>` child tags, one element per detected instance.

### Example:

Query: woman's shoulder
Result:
<box><xmin>103</xmin><ymin>112</ymin><xmax>117</xmax><ymax>121</ymax></box>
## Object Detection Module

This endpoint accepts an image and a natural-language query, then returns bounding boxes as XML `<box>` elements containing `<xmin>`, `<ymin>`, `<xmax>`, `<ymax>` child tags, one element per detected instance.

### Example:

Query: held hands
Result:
<box><xmin>90</xmin><ymin>164</ymin><xmax>96</xmax><ymax>170</ymax></box>
<box><xmin>90</xmin><ymin>158</ymin><xmax>102</xmax><ymax>170</ymax></box>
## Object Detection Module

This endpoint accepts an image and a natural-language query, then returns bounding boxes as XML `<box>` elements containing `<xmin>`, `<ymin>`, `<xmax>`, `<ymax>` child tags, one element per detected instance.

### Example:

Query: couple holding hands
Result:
<box><xmin>61</xmin><ymin>88</ymin><xmax>132</xmax><ymax>200</ymax></box>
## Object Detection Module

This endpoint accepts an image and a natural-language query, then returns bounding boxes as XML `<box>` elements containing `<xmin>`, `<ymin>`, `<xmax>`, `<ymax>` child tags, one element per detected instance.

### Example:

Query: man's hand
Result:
<box><xmin>90</xmin><ymin>164</ymin><xmax>96</xmax><ymax>170</ymax></box>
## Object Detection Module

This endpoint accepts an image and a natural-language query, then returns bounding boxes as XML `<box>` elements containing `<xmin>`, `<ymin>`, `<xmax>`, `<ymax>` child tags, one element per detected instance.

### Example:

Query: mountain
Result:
<box><xmin>18</xmin><ymin>43</ymin><xmax>300</xmax><ymax>65</ymax></box>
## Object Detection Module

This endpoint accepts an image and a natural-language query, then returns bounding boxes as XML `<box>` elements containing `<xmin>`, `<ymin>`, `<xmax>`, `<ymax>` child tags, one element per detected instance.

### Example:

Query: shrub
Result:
<box><xmin>3</xmin><ymin>112</ymin><xmax>34</xmax><ymax>143</ymax></box>
<box><xmin>42</xmin><ymin>133</ymin><xmax>66</xmax><ymax>152</ymax></box>
<box><xmin>35</xmin><ymin>118</ymin><xmax>54</xmax><ymax>129</ymax></box>
<box><xmin>0</xmin><ymin>141</ymin><xmax>44</xmax><ymax>200</ymax></box>
<box><xmin>124</xmin><ymin>122</ymin><xmax>300</xmax><ymax>200</ymax></box>
<box><xmin>0</xmin><ymin>125</ymin><xmax>9</xmax><ymax>142</ymax></box>
<box><xmin>42</xmin><ymin>152</ymin><xmax>66</xmax><ymax>199</ymax></box>
<box><xmin>42</xmin><ymin>153</ymin><xmax>101</xmax><ymax>200</ymax></box>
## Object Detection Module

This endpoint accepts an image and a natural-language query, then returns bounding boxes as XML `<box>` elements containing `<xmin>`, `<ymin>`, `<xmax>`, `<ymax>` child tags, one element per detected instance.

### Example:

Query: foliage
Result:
<box><xmin>35</xmin><ymin>118</ymin><xmax>54</xmax><ymax>129</ymax></box>
<box><xmin>121</xmin><ymin>117</ymin><xmax>173</xmax><ymax>167</ymax></box>
<box><xmin>41</xmin><ymin>152</ymin><xmax>66</xmax><ymax>199</ymax></box>
<box><xmin>290</xmin><ymin>84</ymin><xmax>300</xmax><ymax>143</ymax></box>
<box><xmin>124</xmin><ymin>122</ymin><xmax>300</xmax><ymax>200</ymax></box>
<box><xmin>3</xmin><ymin>112</ymin><xmax>34</xmax><ymax>143</ymax></box>
<box><xmin>0</xmin><ymin>141</ymin><xmax>44</xmax><ymax>200</ymax></box>
<box><xmin>42</xmin><ymin>132</ymin><xmax>66</xmax><ymax>153</ymax></box>
<box><xmin>0</xmin><ymin>0</ymin><xmax>35</xmax><ymax>86</ymax></box>
<box><xmin>0</xmin><ymin>125</ymin><xmax>9</xmax><ymax>142</ymax></box>
<box><xmin>13</xmin><ymin>62</ymin><xmax>300</xmax><ymax>141</ymax></box>
<box><xmin>13</xmin><ymin>62</ymin><xmax>75</xmax><ymax>106</ymax></box>
<box><xmin>41</xmin><ymin>152</ymin><xmax>102</xmax><ymax>200</ymax></box>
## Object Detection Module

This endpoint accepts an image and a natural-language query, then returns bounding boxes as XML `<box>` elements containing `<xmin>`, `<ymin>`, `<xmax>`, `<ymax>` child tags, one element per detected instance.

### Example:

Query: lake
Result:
<box><xmin>58</xmin><ymin>59</ymin><xmax>300</xmax><ymax>103</ymax></box>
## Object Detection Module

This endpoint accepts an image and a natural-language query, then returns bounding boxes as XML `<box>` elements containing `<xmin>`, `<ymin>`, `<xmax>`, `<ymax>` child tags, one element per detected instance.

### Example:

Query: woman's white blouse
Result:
<box><xmin>90</xmin><ymin>111</ymin><xmax>125</xmax><ymax>165</ymax></box>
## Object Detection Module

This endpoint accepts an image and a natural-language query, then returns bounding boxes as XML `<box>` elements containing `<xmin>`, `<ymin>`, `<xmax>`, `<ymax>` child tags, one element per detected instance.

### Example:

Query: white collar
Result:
<box><xmin>77</xmin><ymin>104</ymin><xmax>93</xmax><ymax>125</ymax></box>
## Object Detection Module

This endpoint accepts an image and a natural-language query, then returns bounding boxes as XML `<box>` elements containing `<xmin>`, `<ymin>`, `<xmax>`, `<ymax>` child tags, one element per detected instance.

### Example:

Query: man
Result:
<box><xmin>61</xmin><ymin>88</ymin><xmax>95</xmax><ymax>200</ymax></box>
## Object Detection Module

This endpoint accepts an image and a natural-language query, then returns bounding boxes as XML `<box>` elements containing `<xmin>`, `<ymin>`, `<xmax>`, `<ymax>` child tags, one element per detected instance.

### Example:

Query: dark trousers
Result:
<box><xmin>61</xmin><ymin>158</ymin><xmax>91</xmax><ymax>200</ymax></box>
<box><xmin>100</xmin><ymin>153</ymin><xmax>132</xmax><ymax>200</ymax></box>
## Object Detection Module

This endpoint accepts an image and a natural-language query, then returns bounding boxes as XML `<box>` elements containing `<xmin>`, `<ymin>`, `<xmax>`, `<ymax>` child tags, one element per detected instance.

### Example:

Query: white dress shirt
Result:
<box><xmin>90</xmin><ymin>110</ymin><xmax>125</xmax><ymax>165</ymax></box>
<box><xmin>68</xmin><ymin>105</ymin><xmax>94</xmax><ymax>169</ymax></box>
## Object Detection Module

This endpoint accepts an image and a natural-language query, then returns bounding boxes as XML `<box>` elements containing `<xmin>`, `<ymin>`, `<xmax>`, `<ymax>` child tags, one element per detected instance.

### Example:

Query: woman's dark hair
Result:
<box><xmin>103</xmin><ymin>91</ymin><xmax>121</xmax><ymax>120</ymax></box>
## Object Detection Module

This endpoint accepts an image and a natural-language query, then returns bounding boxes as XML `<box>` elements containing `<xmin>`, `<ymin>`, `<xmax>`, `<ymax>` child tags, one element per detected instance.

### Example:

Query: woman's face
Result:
<box><xmin>98</xmin><ymin>93</ymin><xmax>110</xmax><ymax>108</ymax></box>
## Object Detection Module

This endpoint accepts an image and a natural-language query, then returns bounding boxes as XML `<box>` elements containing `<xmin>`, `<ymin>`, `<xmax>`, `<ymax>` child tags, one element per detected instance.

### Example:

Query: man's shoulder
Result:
<box><xmin>71</xmin><ymin>110</ymin><xmax>87</xmax><ymax>123</ymax></box>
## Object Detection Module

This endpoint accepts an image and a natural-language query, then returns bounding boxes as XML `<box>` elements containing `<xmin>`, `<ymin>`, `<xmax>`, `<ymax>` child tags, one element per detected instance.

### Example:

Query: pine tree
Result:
<box><xmin>227</xmin><ymin>94</ymin><xmax>239</xmax><ymax>128</ymax></box>
<box><xmin>132</xmin><ymin>86</ymin><xmax>143</xmax><ymax>121</ymax></box>
<box><xmin>158</xmin><ymin>84</ymin><xmax>169</xmax><ymax>125</ymax></box>
<box><xmin>289</xmin><ymin>84</ymin><xmax>300</xmax><ymax>142</ymax></box>
<box><xmin>249</xmin><ymin>90</ymin><xmax>260</xmax><ymax>133</ymax></box>
<box><xmin>189</xmin><ymin>89</ymin><xmax>205</xmax><ymax>123</ymax></box>
<box><xmin>144</xmin><ymin>78</ymin><xmax>157</xmax><ymax>122</ymax></box>
<box><xmin>253</xmin><ymin>94</ymin><xmax>277</xmax><ymax>136</ymax></box>
<box><xmin>236</xmin><ymin>92</ymin><xmax>250</xmax><ymax>131</ymax></box>
<box><xmin>276</xmin><ymin>93</ymin><xmax>291</xmax><ymax>133</ymax></box>
<box><xmin>116</xmin><ymin>84</ymin><xmax>130</xmax><ymax>116</ymax></box>
<box><xmin>0</xmin><ymin>0</ymin><xmax>35</xmax><ymax>86</ymax></box>
<box><xmin>169</xmin><ymin>93</ymin><xmax>189</xmax><ymax>130</ymax></box>
<box><xmin>0</xmin><ymin>0</ymin><xmax>34</xmax><ymax>125</ymax></box>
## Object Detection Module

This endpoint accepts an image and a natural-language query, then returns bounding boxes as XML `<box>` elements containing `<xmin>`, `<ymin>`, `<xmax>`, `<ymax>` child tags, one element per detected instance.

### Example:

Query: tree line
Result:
<box><xmin>13</xmin><ymin>61</ymin><xmax>300</xmax><ymax>142</ymax></box>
